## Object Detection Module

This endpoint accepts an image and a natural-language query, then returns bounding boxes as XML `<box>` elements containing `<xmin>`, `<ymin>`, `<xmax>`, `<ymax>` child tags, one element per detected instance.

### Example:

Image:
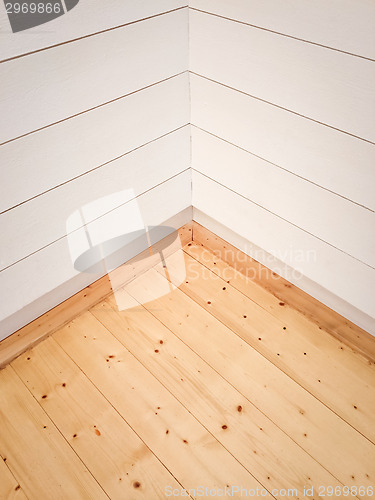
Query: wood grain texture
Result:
<box><xmin>0</xmin><ymin>458</ymin><xmax>27</xmax><ymax>499</ymax></box>
<box><xmin>0</xmin><ymin>222</ymin><xmax>192</xmax><ymax>364</ymax></box>
<box><xmin>120</xmin><ymin>265</ymin><xmax>375</xmax><ymax>490</ymax></box>
<box><xmin>53</xmin><ymin>311</ymin><xmax>265</xmax><ymax>493</ymax></box>
<box><xmin>0</xmin><ymin>232</ymin><xmax>374</xmax><ymax>497</ymax></box>
<box><xmin>0</xmin><ymin>73</ymin><xmax>189</xmax><ymax>214</ymax></box>
<box><xmin>191</xmin><ymin>221</ymin><xmax>375</xmax><ymax>361</ymax></box>
<box><xmin>189</xmin><ymin>0</ymin><xmax>375</xmax><ymax>60</ymax></box>
<box><xmin>192</xmin><ymin>171</ymin><xmax>375</xmax><ymax>321</ymax></box>
<box><xmin>0</xmin><ymin>9</ymin><xmax>188</xmax><ymax>144</ymax></box>
<box><xmin>12</xmin><ymin>337</ymin><xmax>183</xmax><ymax>499</ymax></box>
<box><xmin>154</xmin><ymin>249</ymin><xmax>375</xmax><ymax>442</ymax></box>
<box><xmin>0</xmin><ymin>126</ymin><xmax>190</xmax><ymax>271</ymax></box>
<box><xmin>190</xmin><ymin>10</ymin><xmax>375</xmax><ymax>142</ymax></box>
<box><xmin>0</xmin><ymin>1</ymin><xmax>187</xmax><ymax>61</ymax></box>
<box><xmin>190</xmin><ymin>75</ymin><xmax>375</xmax><ymax>211</ymax></box>
<box><xmin>192</xmin><ymin>128</ymin><xmax>375</xmax><ymax>267</ymax></box>
<box><xmin>92</xmin><ymin>287</ymin><xmax>349</xmax><ymax>497</ymax></box>
<box><xmin>0</xmin><ymin>366</ymin><xmax>108</xmax><ymax>499</ymax></box>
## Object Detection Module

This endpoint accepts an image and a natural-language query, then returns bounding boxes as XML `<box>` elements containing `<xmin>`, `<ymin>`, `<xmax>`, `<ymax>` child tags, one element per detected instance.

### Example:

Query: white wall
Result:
<box><xmin>189</xmin><ymin>2</ymin><xmax>375</xmax><ymax>331</ymax></box>
<box><xmin>1</xmin><ymin>1</ymin><xmax>374</xmax><ymax>339</ymax></box>
<box><xmin>0</xmin><ymin>1</ymin><xmax>191</xmax><ymax>340</ymax></box>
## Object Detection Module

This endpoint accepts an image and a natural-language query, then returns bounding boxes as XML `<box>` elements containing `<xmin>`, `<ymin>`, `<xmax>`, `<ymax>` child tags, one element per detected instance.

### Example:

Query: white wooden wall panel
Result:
<box><xmin>192</xmin><ymin>128</ymin><xmax>375</xmax><ymax>268</ymax></box>
<box><xmin>2</xmin><ymin>1</ymin><xmax>373</xmax><ymax>339</ymax></box>
<box><xmin>190</xmin><ymin>74</ymin><xmax>375</xmax><ymax>211</ymax></box>
<box><xmin>190</xmin><ymin>10</ymin><xmax>375</xmax><ymax>142</ymax></box>
<box><xmin>0</xmin><ymin>9</ymin><xmax>188</xmax><ymax>144</ymax></box>
<box><xmin>0</xmin><ymin>127</ymin><xmax>190</xmax><ymax>271</ymax></box>
<box><xmin>0</xmin><ymin>73</ymin><xmax>189</xmax><ymax>214</ymax></box>
<box><xmin>192</xmin><ymin>171</ymin><xmax>375</xmax><ymax>320</ymax></box>
<box><xmin>189</xmin><ymin>10</ymin><xmax>375</xmax><ymax>330</ymax></box>
<box><xmin>0</xmin><ymin>0</ymin><xmax>187</xmax><ymax>61</ymax></box>
<box><xmin>189</xmin><ymin>0</ymin><xmax>375</xmax><ymax>60</ymax></box>
<box><xmin>0</xmin><ymin>171</ymin><xmax>191</xmax><ymax>329</ymax></box>
<box><xmin>0</xmin><ymin>4</ymin><xmax>190</xmax><ymax>340</ymax></box>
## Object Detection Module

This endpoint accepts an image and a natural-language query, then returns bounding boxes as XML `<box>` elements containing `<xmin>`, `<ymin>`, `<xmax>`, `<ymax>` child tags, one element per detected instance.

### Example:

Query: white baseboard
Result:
<box><xmin>0</xmin><ymin>207</ymin><xmax>193</xmax><ymax>341</ymax></box>
<box><xmin>193</xmin><ymin>208</ymin><xmax>375</xmax><ymax>335</ymax></box>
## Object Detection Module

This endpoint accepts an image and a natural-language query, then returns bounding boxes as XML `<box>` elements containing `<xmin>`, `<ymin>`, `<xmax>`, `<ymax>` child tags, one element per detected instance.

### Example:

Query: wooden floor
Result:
<box><xmin>0</xmin><ymin>240</ymin><xmax>374</xmax><ymax>499</ymax></box>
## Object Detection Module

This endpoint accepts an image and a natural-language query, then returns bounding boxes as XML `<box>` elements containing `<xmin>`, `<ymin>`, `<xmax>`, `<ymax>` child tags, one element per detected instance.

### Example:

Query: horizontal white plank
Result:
<box><xmin>0</xmin><ymin>126</ymin><xmax>190</xmax><ymax>271</ymax></box>
<box><xmin>0</xmin><ymin>170</ymin><xmax>192</xmax><ymax>329</ymax></box>
<box><xmin>190</xmin><ymin>0</ymin><xmax>375</xmax><ymax>60</ymax></box>
<box><xmin>192</xmin><ymin>128</ymin><xmax>375</xmax><ymax>268</ymax></box>
<box><xmin>0</xmin><ymin>8</ymin><xmax>188</xmax><ymax>144</ymax></box>
<box><xmin>190</xmin><ymin>74</ymin><xmax>375</xmax><ymax>211</ymax></box>
<box><xmin>190</xmin><ymin>10</ymin><xmax>375</xmax><ymax>142</ymax></box>
<box><xmin>0</xmin><ymin>1</ymin><xmax>187</xmax><ymax>61</ymax></box>
<box><xmin>0</xmin><ymin>73</ymin><xmax>189</xmax><ymax>213</ymax></box>
<box><xmin>192</xmin><ymin>171</ymin><xmax>375</xmax><ymax>320</ymax></box>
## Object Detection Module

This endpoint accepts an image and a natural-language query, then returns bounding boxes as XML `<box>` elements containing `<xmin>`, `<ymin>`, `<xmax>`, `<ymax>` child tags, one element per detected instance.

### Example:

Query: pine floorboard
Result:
<box><xmin>0</xmin><ymin>243</ymin><xmax>374</xmax><ymax>499</ymax></box>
